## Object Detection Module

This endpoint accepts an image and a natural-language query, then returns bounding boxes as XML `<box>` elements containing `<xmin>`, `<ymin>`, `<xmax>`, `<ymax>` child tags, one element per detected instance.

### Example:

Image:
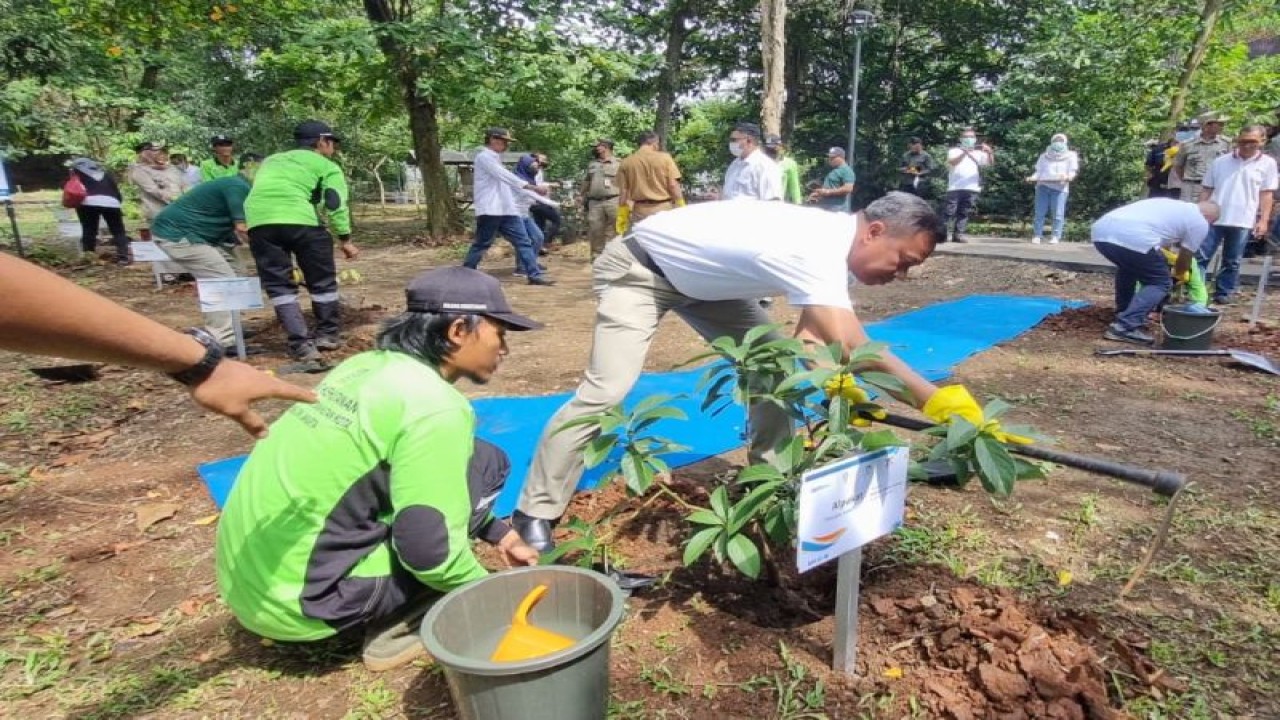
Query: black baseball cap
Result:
<box><xmin>594</xmin><ymin>137</ymin><xmax>615</xmax><ymax>148</ymax></box>
<box><xmin>485</xmin><ymin>127</ymin><xmax>517</xmax><ymax>142</ymax></box>
<box><xmin>405</xmin><ymin>266</ymin><xmax>542</xmax><ymax>330</ymax></box>
<box><xmin>294</xmin><ymin>120</ymin><xmax>342</xmax><ymax>142</ymax></box>
<box><xmin>210</xmin><ymin>134</ymin><xmax>234</xmax><ymax>146</ymax></box>
<box><xmin>763</xmin><ymin>133</ymin><xmax>783</xmax><ymax>148</ymax></box>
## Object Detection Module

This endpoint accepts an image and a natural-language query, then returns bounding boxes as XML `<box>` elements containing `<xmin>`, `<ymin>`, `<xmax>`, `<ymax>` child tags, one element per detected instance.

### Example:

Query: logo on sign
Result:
<box><xmin>800</xmin><ymin>528</ymin><xmax>848</xmax><ymax>552</ymax></box>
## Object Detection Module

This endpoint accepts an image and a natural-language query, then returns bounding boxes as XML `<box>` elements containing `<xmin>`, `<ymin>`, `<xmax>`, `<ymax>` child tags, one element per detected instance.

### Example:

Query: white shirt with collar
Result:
<box><xmin>946</xmin><ymin>147</ymin><xmax>991</xmax><ymax>192</ymax></box>
<box><xmin>472</xmin><ymin>146</ymin><xmax>529</xmax><ymax>217</ymax></box>
<box><xmin>722</xmin><ymin>149</ymin><xmax>783</xmax><ymax>201</ymax></box>
<box><xmin>1202</xmin><ymin>151</ymin><xmax>1279</xmax><ymax>229</ymax></box>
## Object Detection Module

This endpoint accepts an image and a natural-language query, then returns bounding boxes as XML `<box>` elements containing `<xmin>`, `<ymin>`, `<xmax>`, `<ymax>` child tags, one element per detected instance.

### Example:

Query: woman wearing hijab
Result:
<box><xmin>69</xmin><ymin>158</ymin><xmax>132</xmax><ymax>264</ymax></box>
<box><xmin>512</xmin><ymin>153</ymin><xmax>558</xmax><ymax>275</ymax></box>
<box><xmin>1026</xmin><ymin>133</ymin><xmax>1080</xmax><ymax>244</ymax></box>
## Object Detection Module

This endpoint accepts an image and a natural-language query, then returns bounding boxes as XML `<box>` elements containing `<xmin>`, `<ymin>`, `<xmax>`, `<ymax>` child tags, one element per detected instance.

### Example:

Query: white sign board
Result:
<box><xmin>0</xmin><ymin>156</ymin><xmax>11</xmax><ymax>198</ymax></box>
<box><xmin>129</xmin><ymin>241</ymin><xmax>172</xmax><ymax>262</ymax></box>
<box><xmin>796</xmin><ymin>446</ymin><xmax>909</xmax><ymax>573</ymax></box>
<box><xmin>197</xmin><ymin>277</ymin><xmax>264</xmax><ymax>312</ymax></box>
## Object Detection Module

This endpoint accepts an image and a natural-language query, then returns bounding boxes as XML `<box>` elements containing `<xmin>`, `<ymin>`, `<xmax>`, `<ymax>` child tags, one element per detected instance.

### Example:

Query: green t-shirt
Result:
<box><xmin>150</xmin><ymin>176</ymin><xmax>250</xmax><ymax>246</ymax></box>
<box><xmin>215</xmin><ymin>351</ymin><xmax>485</xmax><ymax>641</ymax></box>
<box><xmin>200</xmin><ymin>158</ymin><xmax>239</xmax><ymax>182</ymax></box>
<box><xmin>778</xmin><ymin>157</ymin><xmax>803</xmax><ymax>204</ymax></box>
<box><xmin>821</xmin><ymin>163</ymin><xmax>857</xmax><ymax>211</ymax></box>
<box><xmin>243</xmin><ymin>148</ymin><xmax>352</xmax><ymax>235</ymax></box>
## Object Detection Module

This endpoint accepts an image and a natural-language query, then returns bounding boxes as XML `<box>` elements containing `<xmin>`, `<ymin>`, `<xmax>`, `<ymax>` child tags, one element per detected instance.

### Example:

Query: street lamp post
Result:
<box><xmin>847</xmin><ymin>10</ymin><xmax>875</xmax><ymax>165</ymax></box>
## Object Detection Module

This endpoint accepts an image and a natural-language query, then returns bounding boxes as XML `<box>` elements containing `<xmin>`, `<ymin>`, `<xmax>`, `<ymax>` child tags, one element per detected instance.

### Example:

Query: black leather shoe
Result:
<box><xmin>511</xmin><ymin>510</ymin><xmax>556</xmax><ymax>553</ymax></box>
<box><xmin>527</xmin><ymin>275</ymin><xmax>556</xmax><ymax>286</ymax></box>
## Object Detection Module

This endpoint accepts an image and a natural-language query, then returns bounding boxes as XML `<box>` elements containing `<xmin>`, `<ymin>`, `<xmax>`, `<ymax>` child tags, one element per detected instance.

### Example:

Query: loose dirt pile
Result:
<box><xmin>859</xmin><ymin>565</ymin><xmax>1122</xmax><ymax>720</ymax></box>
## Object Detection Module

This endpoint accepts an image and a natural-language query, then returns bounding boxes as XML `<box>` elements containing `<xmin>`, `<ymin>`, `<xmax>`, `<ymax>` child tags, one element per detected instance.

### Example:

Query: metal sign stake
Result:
<box><xmin>833</xmin><ymin>547</ymin><xmax>863</xmax><ymax>675</ymax></box>
<box><xmin>230</xmin><ymin>310</ymin><xmax>246</xmax><ymax>361</ymax></box>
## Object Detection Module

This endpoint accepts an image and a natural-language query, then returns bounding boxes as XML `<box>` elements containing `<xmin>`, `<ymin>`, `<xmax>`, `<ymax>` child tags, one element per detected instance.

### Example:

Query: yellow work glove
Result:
<box><xmin>675</xmin><ymin>198</ymin><xmax>687</xmax><ymax>207</ymax></box>
<box><xmin>338</xmin><ymin>268</ymin><xmax>363</xmax><ymax>284</ymax></box>
<box><xmin>1159</xmin><ymin>249</ymin><xmax>1190</xmax><ymax>282</ymax></box>
<box><xmin>923</xmin><ymin>385</ymin><xmax>1032</xmax><ymax>445</ymax></box>
<box><xmin>291</xmin><ymin>266</ymin><xmax>304</xmax><ymax>284</ymax></box>
<box><xmin>615</xmin><ymin>205</ymin><xmax>631</xmax><ymax>235</ymax></box>
<box><xmin>823</xmin><ymin>373</ymin><xmax>887</xmax><ymax>427</ymax></box>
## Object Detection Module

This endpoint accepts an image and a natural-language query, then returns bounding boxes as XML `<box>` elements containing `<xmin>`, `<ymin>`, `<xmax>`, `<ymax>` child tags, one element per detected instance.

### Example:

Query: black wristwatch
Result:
<box><xmin>169</xmin><ymin>327</ymin><xmax>225</xmax><ymax>386</ymax></box>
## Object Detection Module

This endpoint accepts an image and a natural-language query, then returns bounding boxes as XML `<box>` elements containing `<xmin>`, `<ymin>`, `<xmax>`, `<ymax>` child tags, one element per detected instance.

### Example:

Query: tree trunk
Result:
<box><xmin>782</xmin><ymin>24</ymin><xmax>804</xmax><ymax>139</ymax></box>
<box><xmin>364</xmin><ymin>0</ymin><xmax>458</xmax><ymax>239</ymax></box>
<box><xmin>1168</xmin><ymin>0</ymin><xmax>1225</xmax><ymax>132</ymax></box>
<box><xmin>656</xmin><ymin>2</ymin><xmax>693</xmax><ymax>147</ymax></box>
<box><xmin>759</xmin><ymin>0</ymin><xmax>787</xmax><ymax>137</ymax></box>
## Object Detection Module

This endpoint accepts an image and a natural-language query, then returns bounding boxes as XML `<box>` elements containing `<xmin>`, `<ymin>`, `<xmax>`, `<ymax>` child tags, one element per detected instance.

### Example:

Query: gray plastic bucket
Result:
<box><xmin>1159</xmin><ymin>304</ymin><xmax>1221</xmax><ymax>350</ymax></box>
<box><xmin>420</xmin><ymin>566</ymin><xmax>626</xmax><ymax>720</ymax></box>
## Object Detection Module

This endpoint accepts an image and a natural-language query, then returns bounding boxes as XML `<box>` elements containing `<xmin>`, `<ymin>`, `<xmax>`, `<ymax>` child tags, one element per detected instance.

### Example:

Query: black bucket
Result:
<box><xmin>1159</xmin><ymin>304</ymin><xmax>1221</xmax><ymax>350</ymax></box>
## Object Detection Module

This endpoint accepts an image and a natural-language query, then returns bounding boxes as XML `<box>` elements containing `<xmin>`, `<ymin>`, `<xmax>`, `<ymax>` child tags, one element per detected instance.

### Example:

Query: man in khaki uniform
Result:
<box><xmin>616</xmin><ymin>130</ymin><xmax>684</xmax><ymax>233</ymax></box>
<box><xmin>581</xmin><ymin>138</ymin><xmax>621</xmax><ymax>253</ymax></box>
<box><xmin>128</xmin><ymin>141</ymin><xmax>188</xmax><ymax>224</ymax></box>
<box><xmin>1173</xmin><ymin>112</ymin><xmax>1231</xmax><ymax>203</ymax></box>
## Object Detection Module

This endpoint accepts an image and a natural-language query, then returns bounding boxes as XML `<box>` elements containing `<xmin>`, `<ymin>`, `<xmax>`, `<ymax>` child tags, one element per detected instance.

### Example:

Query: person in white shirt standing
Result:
<box><xmin>510</xmin><ymin>193</ymin><xmax>1005</xmax><ymax>553</ymax></box>
<box><xmin>942</xmin><ymin>127</ymin><xmax>994</xmax><ymax>243</ymax></box>
<box><xmin>461</xmin><ymin>127</ymin><xmax>555</xmax><ymax>286</ymax></box>
<box><xmin>721</xmin><ymin>122</ymin><xmax>782</xmax><ymax>202</ymax></box>
<box><xmin>1026</xmin><ymin>133</ymin><xmax>1079</xmax><ymax>244</ymax></box>
<box><xmin>1092</xmin><ymin>198</ymin><xmax>1219</xmax><ymax>345</ymax></box>
<box><xmin>1197</xmin><ymin>125</ymin><xmax>1278</xmax><ymax>305</ymax></box>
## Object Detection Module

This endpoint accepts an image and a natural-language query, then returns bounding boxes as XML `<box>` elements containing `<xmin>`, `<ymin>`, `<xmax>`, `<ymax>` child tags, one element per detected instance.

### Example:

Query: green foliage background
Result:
<box><xmin>1</xmin><ymin>0</ymin><xmax>1277</xmax><ymax>221</ymax></box>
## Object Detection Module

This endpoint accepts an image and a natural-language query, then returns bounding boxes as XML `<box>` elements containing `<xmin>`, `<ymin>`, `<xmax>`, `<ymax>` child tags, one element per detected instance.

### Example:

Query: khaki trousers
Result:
<box><xmin>1180</xmin><ymin>181</ymin><xmax>1204</xmax><ymax>203</ymax></box>
<box><xmin>586</xmin><ymin>198</ymin><xmax>619</xmax><ymax>253</ymax></box>
<box><xmin>628</xmin><ymin>201</ymin><xmax>674</xmax><ymax>231</ymax></box>
<box><xmin>517</xmin><ymin>239</ymin><xmax>792</xmax><ymax>520</ymax></box>
<box><xmin>153</xmin><ymin>238</ymin><xmax>240</xmax><ymax>347</ymax></box>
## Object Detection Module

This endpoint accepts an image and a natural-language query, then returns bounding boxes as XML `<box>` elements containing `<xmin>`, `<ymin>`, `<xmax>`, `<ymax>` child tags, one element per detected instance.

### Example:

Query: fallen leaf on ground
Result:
<box><xmin>122</xmin><ymin>621</ymin><xmax>165</xmax><ymax>638</ymax></box>
<box><xmin>883</xmin><ymin>666</ymin><xmax>904</xmax><ymax>679</ymax></box>
<box><xmin>136</xmin><ymin>502</ymin><xmax>179</xmax><ymax>531</ymax></box>
<box><xmin>50</xmin><ymin>452</ymin><xmax>93</xmax><ymax>468</ymax></box>
<box><xmin>178</xmin><ymin>595</ymin><xmax>212</xmax><ymax>616</ymax></box>
<box><xmin>1057</xmin><ymin>570</ymin><xmax>1073</xmax><ymax>587</ymax></box>
<box><xmin>46</xmin><ymin>605</ymin><xmax>77</xmax><ymax>619</ymax></box>
<box><xmin>190</xmin><ymin>512</ymin><xmax>220</xmax><ymax>526</ymax></box>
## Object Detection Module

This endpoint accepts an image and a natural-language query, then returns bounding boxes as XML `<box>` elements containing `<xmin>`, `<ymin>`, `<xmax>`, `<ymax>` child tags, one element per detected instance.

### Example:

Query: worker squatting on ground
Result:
<box><xmin>150</xmin><ymin>153</ymin><xmax>263</xmax><ymax>351</ymax></box>
<box><xmin>244</xmin><ymin>121</ymin><xmax>360</xmax><ymax>362</ymax></box>
<box><xmin>0</xmin><ymin>254</ymin><xmax>314</xmax><ymax>438</ymax></box>
<box><xmin>1092</xmin><ymin>198</ymin><xmax>1220</xmax><ymax>345</ymax></box>
<box><xmin>511</xmin><ymin>193</ymin><xmax>1020</xmax><ymax>553</ymax></box>
<box><xmin>216</xmin><ymin>267</ymin><xmax>542</xmax><ymax>672</ymax></box>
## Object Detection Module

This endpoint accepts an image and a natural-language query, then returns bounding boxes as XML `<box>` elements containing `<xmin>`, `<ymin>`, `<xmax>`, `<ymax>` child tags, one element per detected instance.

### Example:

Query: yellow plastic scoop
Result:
<box><xmin>490</xmin><ymin>584</ymin><xmax>576</xmax><ymax>662</ymax></box>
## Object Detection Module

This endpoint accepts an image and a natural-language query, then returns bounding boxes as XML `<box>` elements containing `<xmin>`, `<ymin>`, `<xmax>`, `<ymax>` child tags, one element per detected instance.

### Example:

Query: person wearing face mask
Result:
<box><xmin>1173</xmin><ymin>112</ymin><xmax>1231</xmax><ymax>203</ymax></box>
<box><xmin>1146</xmin><ymin>122</ymin><xmax>1193</xmax><ymax>199</ymax></box>
<box><xmin>509</xmin><ymin>194</ymin><xmax>1015</xmax><ymax>554</ymax></box>
<box><xmin>721</xmin><ymin>122</ymin><xmax>782</xmax><ymax>202</ymax></box>
<box><xmin>1025</xmin><ymin>133</ymin><xmax>1079</xmax><ymax>244</ymax></box>
<box><xmin>1196</xmin><ymin>124</ymin><xmax>1278</xmax><ymax>305</ymax></box>
<box><xmin>942</xmin><ymin>128</ymin><xmax>994</xmax><ymax>243</ymax></box>
<box><xmin>581</xmin><ymin>138</ymin><xmax>621</xmax><ymax>255</ymax></box>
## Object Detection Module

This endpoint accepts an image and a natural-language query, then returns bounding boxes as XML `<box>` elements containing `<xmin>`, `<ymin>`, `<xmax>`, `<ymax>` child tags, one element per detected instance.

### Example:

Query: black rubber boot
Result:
<box><xmin>274</xmin><ymin>301</ymin><xmax>313</xmax><ymax>357</ymax></box>
<box><xmin>313</xmin><ymin>300</ymin><xmax>341</xmax><ymax>342</ymax></box>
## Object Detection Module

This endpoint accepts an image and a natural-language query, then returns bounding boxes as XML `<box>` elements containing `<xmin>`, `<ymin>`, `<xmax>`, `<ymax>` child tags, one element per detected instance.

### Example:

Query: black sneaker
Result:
<box><xmin>290</xmin><ymin>342</ymin><xmax>321</xmax><ymax>362</ymax></box>
<box><xmin>1212</xmin><ymin>295</ymin><xmax>1234</xmax><ymax>307</ymax></box>
<box><xmin>528</xmin><ymin>276</ymin><xmax>556</xmax><ymax>286</ymax></box>
<box><xmin>953</xmin><ymin>235</ymin><xmax>969</xmax><ymax>244</ymax></box>
<box><xmin>314</xmin><ymin>335</ymin><xmax>342</xmax><ymax>351</ymax></box>
<box><xmin>1103</xmin><ymin>324</ymin><xmax>1154</xmax><ymax>345</ymax></box>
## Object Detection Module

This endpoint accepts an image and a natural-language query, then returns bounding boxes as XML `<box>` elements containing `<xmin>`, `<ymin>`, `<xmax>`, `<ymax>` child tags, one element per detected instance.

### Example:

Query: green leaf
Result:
<box><xmin>974</xmin><ymin>436</ymin><xmax>1017</xmax><ymax>497</ymax></box>
<box><xmin>686</xmin><ymin>509</ymin><xmax>722</xmax><ymax>526</ymax></box>
<box><xmin>738</xmin><ymin>463</ymin><xmax>786</xmax><ymax>485</ymax></box>
<box><xmin>945</xmin><ymin>417</ymin><xmax>980</xmax><ymax>451</ymax></box>
<box><xmin>726</xmin><ymin>534</ymin><xmax>762</xmax><ymax>578</ymax></box>
<box><xmin>728</xmin><ymin>480</ymin><xmax>783</xmax><ymax>535</ymax></box>
<box><xmin>763</xmin><ymin>506</ymin><xmax>791</xmax><ymax>547</ymax></box>
<box><xmin>860</xmin><ymin>429</ymin><xmax>906</xmax><ymax>451</ymax></box>
<box><xmin>699</xmin><ymin>374</ymin><xmax>735</xmax><ymax>411</ymax></box>
<box><xmin>709</xmin><ymin>485</ymin><xmax>731</xmax><ymax>520</ymax></box>
<box><xmin>860</xmin><ymin>371</ymin><xmax>905</xmax><ymax>396</ymax></box>
<box><xmin>583</xmin><ymin>433</ymin><xmax>619</xmax><ymax>468</ymax></box>
<box><xmin>683</xmin><ymin>526</ymin><xmax>721</xmax><ymax>566</ymax></box>
<box><xmin>774</xmin><ymin>369</ymin><xmax>828</xmax><ymax>396</ymax></box>
<box><xmin>982</xmin><ymin>398</ymin><xmax>1012</xmax><ymax>421</ymax></box>
<box><xmin>1013</xmin><ymin>457</ymin><xmax>1050</xmax><ymax>480</ymax></box>
<box><xmin>621</xmin><ymin>451</ymin><xmax>654</xmax><ymax>495</ymax></box>
<box><xmin>630</xmin><ymin>393</ymin><xmax>679</xmax><ymax>417</ymax></box>
<box><xmin>847</xmin><ymin>341</ymin><xmax>888</xmax><ymax>364</ymax></box>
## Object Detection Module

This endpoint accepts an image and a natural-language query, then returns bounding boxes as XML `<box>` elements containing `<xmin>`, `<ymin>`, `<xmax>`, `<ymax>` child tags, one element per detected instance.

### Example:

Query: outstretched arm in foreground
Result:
<box><xmin>0</xmin><ymin>254</ymin><xmax>315</xmax><ymax>437</ymax></box>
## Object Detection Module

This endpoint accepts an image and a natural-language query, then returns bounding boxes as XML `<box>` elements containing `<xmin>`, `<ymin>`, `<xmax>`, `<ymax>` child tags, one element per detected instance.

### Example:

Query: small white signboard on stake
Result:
<box><xmin>129</xmin><ymin>242</ymin><xmax>185</xmax><ymax>289</ymax></box>
<box><xmin>196</xmin><ymin>277</ymin><xmax>264</xmax><ymax>360</ymax></box>
<box><xmin>796</xmin><ymin>445</ymin><xmax>909</xmax><ymax>675</ymax></box>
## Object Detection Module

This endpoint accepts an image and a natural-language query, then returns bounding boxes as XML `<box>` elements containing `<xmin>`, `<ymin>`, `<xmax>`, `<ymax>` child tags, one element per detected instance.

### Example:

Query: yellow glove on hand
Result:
<box><xmin>615</xmin><ymin>205</ymin><xmax>631</xmax><ymax>235</ymax></box>
<box><xmin>923</xmin><ymin>385</ymin><xmax>1032</xmax><ymax>445</ymax></box>
<box><xmin>823</xmin><ymin>373</ymin><xmax>887</xmax><ymax>427</ymax></box>
<box><xmin>1160</xmin><ymin>248</ymin><xmax>1178</xmax><ymax>266</ymax></box>
<box><xmin>291</xmin><ymin>266</ymin><xmax>304</xmax><ymax>284</ymax></box>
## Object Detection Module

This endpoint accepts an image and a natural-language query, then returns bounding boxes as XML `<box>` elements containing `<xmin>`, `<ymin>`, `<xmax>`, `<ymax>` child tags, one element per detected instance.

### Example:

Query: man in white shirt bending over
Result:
<box><xmin>1092</xmin><ymin>198</ymin><xmax>1219</xmax><ymax>345</ymax></box>
<box><xmin>942</xmin><ymin>127</ymin><xmax>995</xmax><ymax>243</ymax></box>
<box><xmin>721</xmin><ymin>122</ymin><xmax>782</xmax><ymax>202</ymax></box>
<box><xmin>511</xmin><ymin>193</ymin><xmax>995</xmax><ymax>552</ymax></box>
<box><xmin>461</xmin><ymin>127</ymin><xmax>555</xmax><ymax>286</ymax></box>
<box><xmin>1197</xmin><ymin>125</ymin><xmax>1278</xmax><ymax>305</ymax></box>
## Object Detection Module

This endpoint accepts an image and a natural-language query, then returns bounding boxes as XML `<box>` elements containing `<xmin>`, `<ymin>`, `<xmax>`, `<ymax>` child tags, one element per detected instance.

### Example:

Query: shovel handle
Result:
<box><xmin>512</xmin><ymin>584</ymin><xmax>549</xmax><ymax>626</ymax></box>
<box><xmin>1095</xmin><ymin>348</ymin><xmax>1228</xmax><ymax>358</ymax></box>
<box><xmin>879</xmin><ymin>413</ymin><xmax>1186</xmax><ymax>497</ymax></box>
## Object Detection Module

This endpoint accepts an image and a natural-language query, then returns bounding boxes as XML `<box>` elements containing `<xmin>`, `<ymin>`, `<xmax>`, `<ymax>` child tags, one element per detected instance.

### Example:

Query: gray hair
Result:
<box><xmin>864</xmin><ymin>191</ymin><xmax>947</xmax><ymax>248</ymax></box>
<box><xmin>376</xmin><ymin>311</ymin><xmax>482</xmax><ymax>366</ymax></box>
<box><xmin>1239</xmin><ymin>124</ymin><xmax>1268</xmax><ymax>138</ymax></box>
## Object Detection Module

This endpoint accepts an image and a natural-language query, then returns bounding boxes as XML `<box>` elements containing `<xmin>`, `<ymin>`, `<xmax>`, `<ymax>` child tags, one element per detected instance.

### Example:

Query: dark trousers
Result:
<box><xmin>942</xmin><ymin>190</ymin><xmax>978</xmax><ymax>239</ymax></box>
<box><xmin>74</xmin><ymin>206</ymin><xmax>128</xmax><ymax>256</ymax></box>
<box><xmin>1094</xmin><ymin>241</ymin><xmax>1172</xmax><ymax>330</ymax></box>
<box><xmin>463</xmin><ymin>215</ymin><xmax>544</xmax><ymax>279</ymax></box>
<box><xmin>530</xmin><ymin>203</ymin><xmax>562</xmax><ymax>246</ymax></box>
<box><xmin>248</xmin><ymin>224</ymin><xmax>340</xmax><ymax>350</ymax></box>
